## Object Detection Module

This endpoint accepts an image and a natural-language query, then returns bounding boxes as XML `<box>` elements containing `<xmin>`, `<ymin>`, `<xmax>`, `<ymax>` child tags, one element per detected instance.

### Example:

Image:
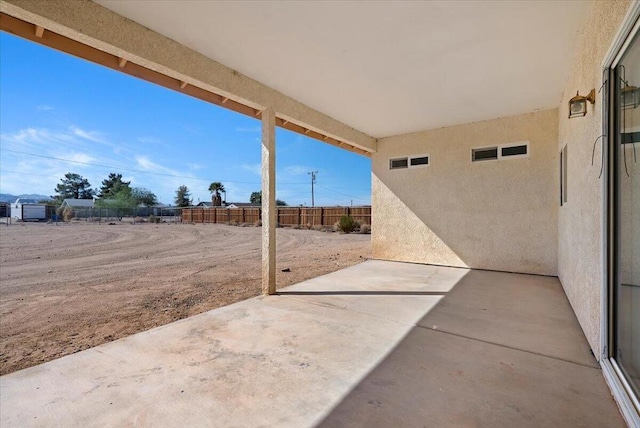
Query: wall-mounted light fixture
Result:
<box><xmin>568</xmin><ymin>89</ymin><xmax>596</xmax><ymax>118</ymax></box>
<box><xmin>622</xmin><ymin>83</ymin><xmax>640</xmax><ymax>109</ymax></box>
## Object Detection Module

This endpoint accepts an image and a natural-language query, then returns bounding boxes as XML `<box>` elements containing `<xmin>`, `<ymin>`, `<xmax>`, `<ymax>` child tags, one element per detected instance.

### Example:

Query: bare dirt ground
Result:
<box><xmin>0</xmin><ymin>222</ymin><xmax>371</xmax><ymax>375</ymax></box>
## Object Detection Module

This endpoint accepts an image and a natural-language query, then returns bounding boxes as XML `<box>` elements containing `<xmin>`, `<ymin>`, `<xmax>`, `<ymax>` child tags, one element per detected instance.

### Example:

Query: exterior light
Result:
<box><xmin>622</xmin><ymin>84</ymin><xmax>640</xmax><ymax>109</ymax></box>
<box><xmin>568</xmin><ymin>89</ymin><xmax>596</xmax><ymax>118</ymax></box>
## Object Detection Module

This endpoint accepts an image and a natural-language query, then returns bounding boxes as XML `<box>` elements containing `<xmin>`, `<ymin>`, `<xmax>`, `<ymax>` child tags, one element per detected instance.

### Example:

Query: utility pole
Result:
<box><xmin>308</xmin><ymin>171</ymin><xmax>318</xmax><ymax>207</ymax></box>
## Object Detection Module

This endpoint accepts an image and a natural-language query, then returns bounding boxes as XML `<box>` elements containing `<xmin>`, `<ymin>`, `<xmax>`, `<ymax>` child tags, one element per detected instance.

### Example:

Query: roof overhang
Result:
<box><xmin>1</xmin><ymin>0</ymin><xmax>590</xmax><ymax>147</ymax></box>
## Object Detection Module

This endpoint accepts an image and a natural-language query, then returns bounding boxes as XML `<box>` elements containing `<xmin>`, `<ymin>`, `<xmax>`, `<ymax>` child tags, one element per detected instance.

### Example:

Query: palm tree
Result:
<box><xmin>208</xmin><ymin>182</ymin><xmax>225</xmax><ymax>206</ymax></box>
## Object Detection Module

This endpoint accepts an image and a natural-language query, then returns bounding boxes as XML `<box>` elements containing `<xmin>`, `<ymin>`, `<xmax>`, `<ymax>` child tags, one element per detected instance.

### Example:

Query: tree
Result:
<box><xmin>97</xmin><ymin>173</ymin><xmax>131</xmax><ymax>198</ymax></box>
<box><xmin>249</xmin><ymin>191</ymin><xmax>287</xmax><ymax>206</ymax></box>
<box><xmin>208</xmin><ymin>182</ymin><xmax>225</xmax><ymax>206</ymax></box>
<box><xmin>95</xmin><ymin>186</ymin><xmax>158</xmax><ymax>208</ymax></box>
<box><xmin>249</xmin><ymin>191</ymin><xmax>261</xmax><ymax>204</ymax></box>
<box><xmin>175</xmin><ymin>185</ymin><xmax>191</xmax><ymax>207</ymax></box>
<box><xmin>131</xmin><ymin>188</ymin><xmax>158</xmax><ymax>207</ymax></box>
<box><xmin>53</xmin><ymin>173</ymin><xmax>94</xmax><ymax>202</ymax></box>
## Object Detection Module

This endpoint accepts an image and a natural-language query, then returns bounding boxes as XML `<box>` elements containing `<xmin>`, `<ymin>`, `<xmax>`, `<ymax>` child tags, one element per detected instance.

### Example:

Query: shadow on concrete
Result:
<box><xmin>316</xmin><ymin>269</ymin><xmax>625</xmax><ymax>428</ymax></box>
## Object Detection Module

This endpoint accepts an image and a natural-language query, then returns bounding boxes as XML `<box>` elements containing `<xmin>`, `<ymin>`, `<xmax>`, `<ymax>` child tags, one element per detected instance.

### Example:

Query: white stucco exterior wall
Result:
<box><xmin>372</xmin><ymin>109</ymin><xmax>559</xmax><ymax>276</ymax></box>
<box><xmin>557</xmin><ymin>0</ymin><xmax>631</xmax><ymax>359</ymax></box>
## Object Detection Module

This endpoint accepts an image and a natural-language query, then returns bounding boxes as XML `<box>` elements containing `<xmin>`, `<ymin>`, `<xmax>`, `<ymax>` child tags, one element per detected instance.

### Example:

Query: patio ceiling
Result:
<box><xmin>96</xmin><ymin>0</ymin><xmax>589</xmax><ymax>138</ymax></box>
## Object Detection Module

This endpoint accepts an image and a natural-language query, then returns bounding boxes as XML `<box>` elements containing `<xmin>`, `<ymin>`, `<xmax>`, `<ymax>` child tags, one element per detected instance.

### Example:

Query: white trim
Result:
<box><xmin>603</xmin><ymin>1</ymin><xmax>640</xmax><ymax>68</ymax></box>
<box><xmin>408</xmin><ymin>153</ymin><xmax>430</xmax><ymax>168</ymax></box>
<box><xmin>471</xmin><ymin>146</ymin><xmax>499</xmax><ymax>163</ymax></box>
<box><xmin>388</xmin><ymin>156</ymin><xmax>409</xmax><ymax>170</ymax></box>
<box><xmin>499</xmin><ymin>141</ymin><xmax>530</xmax><ymax>160</ymax></box>
<box><xmin>601</xmin><ymin>2</ymin><xmax>640</xmax><ymax>424</ymax></box>
<box><xmin>614</xmin><ymin>17</ymin><xmax>640</xmax><ymax>68</ymax></box>
<box><xmin>603</xmin><ymin>358</ymin><xmax>640</xmax><ymax>427</ymax></box>
<box><xmin>471</xmin><ymin>141</ymin><xmax>530</xmax><ymax>163</ymax></box>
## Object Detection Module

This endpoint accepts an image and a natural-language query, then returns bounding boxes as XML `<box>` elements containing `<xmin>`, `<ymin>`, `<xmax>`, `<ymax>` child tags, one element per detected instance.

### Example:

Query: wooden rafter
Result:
<box><xmin>0</xmin><ymin>13</ymin><xmax>371</xmax><ymax>158</ymax></box>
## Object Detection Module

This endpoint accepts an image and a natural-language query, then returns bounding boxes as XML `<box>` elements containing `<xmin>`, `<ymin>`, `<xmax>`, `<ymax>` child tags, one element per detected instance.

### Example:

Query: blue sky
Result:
<box><xmin>0</xmin><ymin>33</ymin><xmax>371</xmax><ymax>206</ymax></box>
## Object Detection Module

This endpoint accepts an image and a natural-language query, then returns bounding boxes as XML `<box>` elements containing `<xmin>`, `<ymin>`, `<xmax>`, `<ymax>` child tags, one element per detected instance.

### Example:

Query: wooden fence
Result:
<box><xmin>182</xmin><ymin>206</ymin><xmax>371</xmax><ymax>226</ymax></box>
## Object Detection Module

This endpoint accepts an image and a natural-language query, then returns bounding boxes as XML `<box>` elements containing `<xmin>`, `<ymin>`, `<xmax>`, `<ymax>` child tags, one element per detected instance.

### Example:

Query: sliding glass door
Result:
<box><xmin>610</xmin><ymin>30</ymin><xmax>640</xmax><ymax>400</ymax></box>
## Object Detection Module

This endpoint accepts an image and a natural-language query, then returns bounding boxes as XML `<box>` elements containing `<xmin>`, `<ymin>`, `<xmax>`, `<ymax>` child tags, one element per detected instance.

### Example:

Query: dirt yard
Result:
<box><xmin>0</xmin><ymin>222</ymin><xmax>371</xmax><ymax>375</ymax></box>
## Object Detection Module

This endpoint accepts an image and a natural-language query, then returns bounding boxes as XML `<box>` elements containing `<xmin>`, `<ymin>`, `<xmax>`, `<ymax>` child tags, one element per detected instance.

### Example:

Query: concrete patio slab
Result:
<box><xmin>417</xmin><ymin>269</ymin><xmax>598</xmax><ymax>368</ymax></box>
<box><xmin>0</xmin><ymin>260</ymin><xmax>624</xmax><ymax>427</ymax></box>
<box><xmin>319</xmin><ymin>328</ymin><xmax>622</xmax><ymax>428</ymax></box>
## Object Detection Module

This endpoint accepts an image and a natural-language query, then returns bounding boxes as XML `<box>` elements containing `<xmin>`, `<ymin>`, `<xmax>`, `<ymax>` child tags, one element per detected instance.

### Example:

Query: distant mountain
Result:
<box><xmin>0</xmin><ymin>193</ymin><xmax>52</xmax><ymax>203</ymax></box>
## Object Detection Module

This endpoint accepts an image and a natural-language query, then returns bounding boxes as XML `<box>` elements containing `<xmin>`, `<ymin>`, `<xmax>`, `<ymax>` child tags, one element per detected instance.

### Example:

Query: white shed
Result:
<box><xmin>11</xmin><ymin>199</ymin><xmax>46</xmax><ymax>221</ymax></box>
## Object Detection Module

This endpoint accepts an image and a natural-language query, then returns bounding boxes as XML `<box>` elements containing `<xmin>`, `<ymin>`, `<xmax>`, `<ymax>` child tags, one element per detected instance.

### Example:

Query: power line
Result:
<box><xmin>0</xmin><ymin>148</ymin><xmax>308</xmax><ymax>185</ymax></box>
<box><xmin>0</xmin><ymin>169</ymin><xmax>56</xmax><ymax>178</ymax></box>
<box><xmin>314</xmin><ymin>183</ymin><xmax>370</xmax><ymax>201</ymax></box>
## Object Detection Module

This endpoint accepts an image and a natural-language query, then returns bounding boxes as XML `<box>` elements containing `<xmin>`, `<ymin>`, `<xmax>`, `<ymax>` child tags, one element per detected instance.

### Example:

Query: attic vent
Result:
<box><xmin>472</xmin><ymin>147</ymin><xmax>498</xmax><ymax>162</ymax></box>
<box><xmin>389</xmin><ymin>157</ymin><xmax>408</xmax><ymax>169</ymax></box>
<box><xmin>409</xmin><ymin>155</ymin><xmax>430</xmax><ymax>167</ymax></box>
<box><xmin>501</xmin><ymin>143</ymin><xmax>528</xmax><ymax>158</ymax></box>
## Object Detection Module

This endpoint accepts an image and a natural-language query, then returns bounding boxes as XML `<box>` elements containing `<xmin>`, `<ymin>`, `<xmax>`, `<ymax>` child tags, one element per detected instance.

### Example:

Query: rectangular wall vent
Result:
<box><xmin>501</xmin><ymin>143</ymin><xmax>528</xmax><ymax>158</ymax></box>
<box><xmin>389</xmin><ymin>157</ymin><xmax>408</xmax><ymax>169</ymax></box>
<box><xmin>409</xmin><ymin>155</ymin><xmax>430</xmax><ymax>167</ymax></box>
<box><xmin>472</xmin><ymin>141</ymin><xmax>530</xmax><ymax>162</ymax></box>
<box><xmin>472</xmin><ymin>147</ymin><xmax>498</xmax><ymax>162</ymax></box>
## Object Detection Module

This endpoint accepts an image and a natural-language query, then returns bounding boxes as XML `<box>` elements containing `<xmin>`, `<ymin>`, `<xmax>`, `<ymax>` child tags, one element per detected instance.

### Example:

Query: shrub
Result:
<box><xmin>311</xmin><ymin>225</ymin><xmax>323</xmax><ymax>231</ymax></box>
<box><xmin>359</xmin><ymin>223</ymin><xmax>371</xmax><ymax>234</ymax></box>
<box><xmin>62</xmin><ymin>206</ymin><xmax>74</xmax><ymax>222</ymax></box>
<box><xmin>291</xmin><ymin>224</ymin><xmax>301</xmax><ymax>230</ymax></box>
<box><xmin>254</xmin><ymin>220</ymin><xmax>262</xmax><ymax>227</ymax></box>
<box><xmin>337</xmin><ymin>215</ymin><xmax>359</xmax><ymax>234</ymax></box>
<box><xmin>149</xmin><ymin>215</ymin><xmax>161</xmax><ymax>224</ymax></box>
<box><xmin>229</xmin><ymin>219</ymin><xmax>238</xmax><ymax>226</ymax></box>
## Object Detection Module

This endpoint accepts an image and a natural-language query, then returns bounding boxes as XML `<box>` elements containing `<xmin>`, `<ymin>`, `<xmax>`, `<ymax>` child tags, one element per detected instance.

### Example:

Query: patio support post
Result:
<box><xmin>261</xmin><ymin>107</ymin><xmax>276</xmax><ymax>295</ymax></box>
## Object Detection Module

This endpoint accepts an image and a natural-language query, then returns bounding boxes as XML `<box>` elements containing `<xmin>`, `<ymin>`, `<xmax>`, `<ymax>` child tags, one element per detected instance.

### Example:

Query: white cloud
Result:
<box><xmin>187</xmin><ymin>163</ymin><xmax>205</xmax><ymax>171</ymax></box>
<box><xmin>36</xmin><ymin>104</ymin><xmax>54</xmax><ymax>111</ymax></box>
<box><xmin>135</xmin><ymin>155</ymin><xmax>181</xmax><ymax>176</ymax></box>
<box><xmin>241</xmin><ymin>163</ymin><xmax>261</xmax><ymax>176</ymax></box>
<box><xmin>70</xmin><ymin>126</ymin><xmax>107</xmax><ymax>144</ymax></box>
<box><xmin>65</xmin><ymin>152</ymin><xmax>96</xmax><ymax>165</ymax></box>
<box><xmin>235</xmin><ymin>126</ymin><xmax>261</xmax><ymax>133</ymax></box>
<box><xmin>283</xmin><ymin>165</ymin><xmax>312</xmax><ymax>176</ymax></box>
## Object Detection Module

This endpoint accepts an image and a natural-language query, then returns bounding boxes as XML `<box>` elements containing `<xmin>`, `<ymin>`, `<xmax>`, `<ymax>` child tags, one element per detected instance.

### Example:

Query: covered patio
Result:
<box><xmin>0</xmin><ymin>261</ymin><xmax>623</xmax><ymax>426</ymax></box>
<box><xmin>0</xmin><ymin>0</ymin><xmax>637</xmax><ymax>424</ymax></box>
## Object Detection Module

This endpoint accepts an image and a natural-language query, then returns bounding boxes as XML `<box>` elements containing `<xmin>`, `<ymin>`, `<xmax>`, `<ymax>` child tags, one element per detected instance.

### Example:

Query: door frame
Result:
<box><xmin>601</xmin><ymin>1</ymin><xmax>640</xmax><ymax>424</ymax></box>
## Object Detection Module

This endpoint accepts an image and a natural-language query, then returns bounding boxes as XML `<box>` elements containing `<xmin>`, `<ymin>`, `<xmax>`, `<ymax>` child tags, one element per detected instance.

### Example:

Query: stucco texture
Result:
<box><xmin>372</xmin><ymin>109</ymin><xmax>559</xmax><ymax>276</ymax></box>
<box><xmin>557</xmin><ymin>0</ymin><xmax>631</xmax><ymax>359</ymax></box>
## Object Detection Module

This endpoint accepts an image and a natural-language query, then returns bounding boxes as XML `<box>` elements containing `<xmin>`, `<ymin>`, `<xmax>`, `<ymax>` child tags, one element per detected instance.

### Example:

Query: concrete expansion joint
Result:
<box><xmin>418</xmin><ymin>324</ymin><xmax>600</xmax><ymax>370</ymax></box>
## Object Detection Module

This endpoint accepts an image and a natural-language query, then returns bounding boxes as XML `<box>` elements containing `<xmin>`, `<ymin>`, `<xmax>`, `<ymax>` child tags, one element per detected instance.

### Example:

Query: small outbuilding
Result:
<box><xmin>11</xmin><ymin>198</ymin><xmax>46</xmax><ymax>221</ymax></box>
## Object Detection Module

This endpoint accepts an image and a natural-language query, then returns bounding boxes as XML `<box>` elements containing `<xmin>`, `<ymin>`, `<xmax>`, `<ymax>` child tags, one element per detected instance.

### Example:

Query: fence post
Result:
<box><xmin>242</xmin><ymin>208</ymin><xmax>245</xmax><ymax>223</ymax></box>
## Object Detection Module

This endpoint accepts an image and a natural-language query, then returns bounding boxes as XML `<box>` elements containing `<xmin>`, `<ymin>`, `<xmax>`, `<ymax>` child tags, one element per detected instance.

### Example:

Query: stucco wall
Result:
<box><xmin>372</xmin><ymin>109</ymin><xmax>559</xmax><ymax>276</ymax></box>
<box><xmin>557</xmin><ymin>0</ymin><xmax>631</xmax><ymax>359</ymax></box>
